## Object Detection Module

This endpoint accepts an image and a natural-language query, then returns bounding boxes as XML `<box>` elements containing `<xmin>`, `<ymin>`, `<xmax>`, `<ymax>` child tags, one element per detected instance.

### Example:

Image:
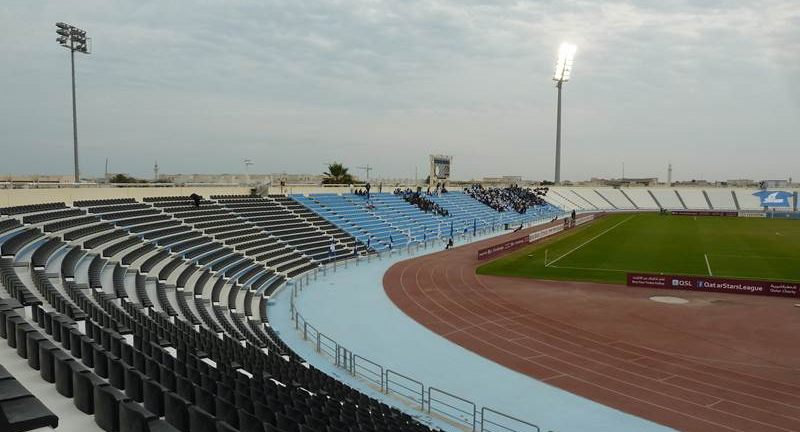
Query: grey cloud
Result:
<box><xmin>0</xmin><ymin>0</ymin><xmax>798</xmax><ymax>182</ymax></box>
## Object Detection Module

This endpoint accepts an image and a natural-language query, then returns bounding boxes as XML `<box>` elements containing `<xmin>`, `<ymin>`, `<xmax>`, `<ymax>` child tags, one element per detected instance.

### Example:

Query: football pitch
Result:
<box><xmin>477</xmin><ymin>213</ymin><xmax>800</xmax><ymax>284</ymax></box>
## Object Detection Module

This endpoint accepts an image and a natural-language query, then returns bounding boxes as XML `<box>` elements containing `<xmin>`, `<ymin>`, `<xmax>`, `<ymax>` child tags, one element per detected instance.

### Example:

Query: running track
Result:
<box><xmin>384</xmin><ymin>220</ymin><xmax>800</xmax><ymax>432</ymax></box>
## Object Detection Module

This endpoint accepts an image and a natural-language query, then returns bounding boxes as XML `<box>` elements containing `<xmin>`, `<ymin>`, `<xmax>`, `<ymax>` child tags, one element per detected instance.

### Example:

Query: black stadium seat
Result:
<box><xmin>188</xmin><ymin>405</ymin><xmax>217</xmax><ymax>432</ymax></box>
<box><xmin>0</xmin><ymin>363</ymin><xmax>58</xmax><ymax>432</ymax></box>
<box><xmin>120</xmin><ymin>399</ymin><xmax>181</xmax><ymax>432</ymax></box>
<box><xmin>165</xmin><ymin>391</ymin><xmax>191</xmax><ymax>431</ymax></box>
<box><xmin>74</xmin><ymin>367</ymin><xmax>105</xmax><ymax>414</ymax></box>
<box><xmin>0</xmin><ymin>194</ymin><xmax>441</xmax><ymax>432</ymax></box>
<box><xmin>94</xmin><ymin>383</ymin><xmax>128</xmax><ymax>432</ymax></box>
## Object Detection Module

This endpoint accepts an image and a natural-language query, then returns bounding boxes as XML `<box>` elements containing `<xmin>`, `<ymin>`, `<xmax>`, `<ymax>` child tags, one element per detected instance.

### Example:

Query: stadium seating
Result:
<box><xmin>540</xmin><ymin>190</ymin><xmax>578</xmax><ymax>210</ymax></box>
<box><xmin>427</xmin><ymin>192</ymin><xmax>559</xmax><ymax>228</ymax></box>
<box><xmin>594</xmin><ymin>188</ymin><xmax>636</xmax><ymax>209</ymax></box>
<box><xmin>5</xmin><ymin>184</ymin><xmax>786</xmax><ymax>432</ymax></box>
<box><xmin>649</xmin><ymin>189</ymin><xmax>684</xmax><ymax>209</ymax></box>
<box><xmin>705</xmin><ymin>189</ymin><xmax>737</xmax><ymax>209</ymax></box>
<box><xmin>292</xmin><ymin>192</ymin><xmax>560</xmax><ymax>251</ymax></box>
<box><xmin>0</xmin><ymin>194</ymin><xmax>443</xmax><ymax>432</ymax></box>
<box><xmin>568</xmin><ymin>189</ymin><xmax>615</xmax><ymax>209</ymax></box>
<box><xmin>619</xmin><ymin>188</ymin><xmax>659</xmax><ymax>209</ymax></box>
<box><xmin>0</xmin><ymin>361</ymin><xmax>59</xmax><ymax>431</ymax></box>
<box><xmin>673</xmin><ymin>189</ymin><xmax>710</xmax><ymax>210</ymax></box>
<box><xmin>732</xmin><ymin>189</ymin><xmax>764</xmax><ymax>210</ymax></box>
<box><xmin>553</xmin><ymin>189</ymin><xmax>598</xmax><ymax>209</ymax></box>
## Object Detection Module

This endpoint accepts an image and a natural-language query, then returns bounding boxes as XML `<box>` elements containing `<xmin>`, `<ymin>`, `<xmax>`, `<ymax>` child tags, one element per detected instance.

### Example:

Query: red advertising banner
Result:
<box><xmin>627</xmin><ymin>273</ymin><xmax>800</xmax><ymax>298</ymax></box>
<box><xmin>477</xmin><ymin>236</ymin><xmax>529</xmax><ymax>260</ymax></box>
<box><xmin>670</xmin><ymin>210</ymin><xmax>738</xmax><ymax>217</ymax></box>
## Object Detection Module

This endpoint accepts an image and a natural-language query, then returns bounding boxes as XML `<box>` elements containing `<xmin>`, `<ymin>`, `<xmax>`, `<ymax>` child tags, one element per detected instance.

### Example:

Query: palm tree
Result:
<box><xmin>323</xmin><ymin>162</ymin><xmax>355</xmax><ymax>184</ymax></box>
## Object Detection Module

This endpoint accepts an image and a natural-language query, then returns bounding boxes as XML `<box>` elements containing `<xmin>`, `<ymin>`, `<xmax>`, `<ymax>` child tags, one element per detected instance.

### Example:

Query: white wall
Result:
<box><xmin>0</xmin><ymin>186</ymin><xmax>251</xmax><ymax>207</ymax></box>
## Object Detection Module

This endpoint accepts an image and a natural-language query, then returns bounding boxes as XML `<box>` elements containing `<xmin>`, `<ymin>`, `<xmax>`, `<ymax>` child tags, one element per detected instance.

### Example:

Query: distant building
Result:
<box><xmin>582</xmin><ymin>177</ymin><xmax>658</xmax><ymax>187</ymax></box>
<box><xmin>673</xmin><ymin>179</ymin><xmax>714</xmax><ymax>187</ymax></box>
<box><xmin>162</xmin><ymin>173</ymin><xmax>322</xmax><ymax>185</ymax></box>
<box><xmin>726</xmin><ymin>179</ymin><xmax>757</xmax><ymax>187</ymax></box>
<box><xmin>0</xmin><ymin>175</ymin><xmax>74</xmax><ymax>185</ymax></box>
<box><xmin>481</xmin><ymin>176</ymin><xmax>523</xmax><ymax>185</ymax></box>
<box><xmin>759</xmin><ymin>179</ymin><xmax>791</xmax><ymax>189</ymax></box>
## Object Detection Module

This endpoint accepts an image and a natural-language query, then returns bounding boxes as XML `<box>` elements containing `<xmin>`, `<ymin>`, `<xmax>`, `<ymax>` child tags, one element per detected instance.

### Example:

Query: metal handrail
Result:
<box><xmin>287</xmin><ymin>218</ymin><xmax>560</xmax><ymax>432</ymax></box>
<box><xmin>429</xmin><ymin>386</ymin><xmax>477</xmax><ymax>431</ymax></box>
<box><xmin>481</xmin><ymin>407</ymin><xmax>541</xmax><ymax>432</ymax></box>
<box><xmin>318</xmin><ymin>332</ymin><xmax>337</xmax><ymax>358</ymax></box>
<box><xmin>386</xmin><ymin>369</ymin><xmax>425</xmax><ymax>410</ymax></box>
<box><xmin>353</xmin><ymin>354</ymin><xmax>384</xmax><ymax>391</ymax></box>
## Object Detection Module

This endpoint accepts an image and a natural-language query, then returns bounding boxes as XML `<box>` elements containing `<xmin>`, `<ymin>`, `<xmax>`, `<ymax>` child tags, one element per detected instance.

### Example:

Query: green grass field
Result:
<box><xmin>477</xmin><ymin>213</ymin><xmax>800</xmax><ymax>284</ymax></box>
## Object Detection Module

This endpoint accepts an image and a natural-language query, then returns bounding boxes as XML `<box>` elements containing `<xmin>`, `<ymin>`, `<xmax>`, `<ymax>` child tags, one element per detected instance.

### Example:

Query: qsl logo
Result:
<box><xmin>672</xmin><ymin>279</ymin><xmax>692</xmax><ymax>287</ymax></box>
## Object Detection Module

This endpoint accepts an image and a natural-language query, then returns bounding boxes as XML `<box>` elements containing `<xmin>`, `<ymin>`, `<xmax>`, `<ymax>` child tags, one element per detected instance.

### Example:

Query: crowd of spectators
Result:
<box><xmin>394</xmin><ymin>188</ymin><xmax>450</xmax><ymax>216</ymax></box>
<box><xmin>464</xmin><ymin>184</ymin><xmax>549</xmax><ymax>214</ymax></box>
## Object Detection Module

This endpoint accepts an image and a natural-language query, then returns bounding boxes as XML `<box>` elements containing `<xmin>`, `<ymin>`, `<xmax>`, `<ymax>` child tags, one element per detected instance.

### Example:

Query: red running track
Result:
<box><xmin>384</xmin><ymin>220</ymin><xmax>800</xmax><ymax>432</ymax></box>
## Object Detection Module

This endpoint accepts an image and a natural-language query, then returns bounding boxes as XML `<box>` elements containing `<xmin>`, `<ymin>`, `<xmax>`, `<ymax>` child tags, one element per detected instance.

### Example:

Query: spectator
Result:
<box><xmin>393</xmin><ymin>188</ymin><xmax>449</xmax><ymax>216</ymax></box>
<box><xmin>189</xmin><ymin>193</ymin><xmax>202</xmax><ymax>208</ymax></box>
<box><xmin>464</xmin><ymin>184</ymin><xmax>549</xmax><ymax>214</ymax></box>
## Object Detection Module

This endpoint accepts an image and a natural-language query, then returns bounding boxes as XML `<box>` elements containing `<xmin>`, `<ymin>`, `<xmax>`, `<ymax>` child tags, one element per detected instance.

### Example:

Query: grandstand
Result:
<box><xmin>0</xmin><ymin>184</ymin><xmax>566</xmax><ymax>432</ymax></box>
<box><xmin>1</xmin><ymin>182</ymin><xmax>798</xmax><ymax>432</ymax></box>
<box><xmin>529</xmin><ymin>186</ymin><xmax>800</xmax><ymax>212</ymax></box>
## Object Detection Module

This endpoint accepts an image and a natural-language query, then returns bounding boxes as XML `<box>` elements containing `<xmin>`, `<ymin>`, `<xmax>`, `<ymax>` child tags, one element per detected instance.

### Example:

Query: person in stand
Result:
<box><xmin>378</xmin><ymin>182</ymin><xmax>382</xmax><ymax>193</ymax></box>
<box><xmin>365</xmin><ymin>182</ymin><xmax>371</xmax><ymax>199</ymax></box>
<box><xmin>445</xmin><ymin>237</ymin><xmax>454</xmax><ymax>250</ymax></box>
<box><xmin>328</xmin><ymin>242</ymin><xmax>336</xmax><ymax>260</ymax></box>
<box><xmin>189</xmin><ymin>193</ymin><xmax>201</xmax><ymax>208</ymax></box>
<box><xmin>571</xmin><ymin>209</ymin><xmax>576</xmax><ymax>221</ymax></box>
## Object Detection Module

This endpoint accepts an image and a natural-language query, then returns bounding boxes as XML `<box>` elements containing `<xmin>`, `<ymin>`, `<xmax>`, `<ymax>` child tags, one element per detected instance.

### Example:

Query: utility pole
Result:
<box><xmin>357</xmin><ymin>165</ymin><xmax>373</xmax><ymax>181</ymax></box>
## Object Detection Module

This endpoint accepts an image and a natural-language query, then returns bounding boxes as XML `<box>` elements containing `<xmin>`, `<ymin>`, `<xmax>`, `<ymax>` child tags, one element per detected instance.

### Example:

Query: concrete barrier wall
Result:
<box><xmin>0</xmin><ymin>186</ymin><xmax>252</xmax><ymax>207</ymax></box>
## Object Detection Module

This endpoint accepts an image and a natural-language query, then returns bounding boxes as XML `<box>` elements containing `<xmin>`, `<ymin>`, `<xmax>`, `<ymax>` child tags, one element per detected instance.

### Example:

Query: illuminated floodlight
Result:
<box><xmin>553</xmin><ymin>42</ymin><xmax>577</xmax><ymax>83</ymax></box>
<box><xmin>552</xmin><ymin>42</ymin><xmax>576</xmax><ymax>185</ymax></box>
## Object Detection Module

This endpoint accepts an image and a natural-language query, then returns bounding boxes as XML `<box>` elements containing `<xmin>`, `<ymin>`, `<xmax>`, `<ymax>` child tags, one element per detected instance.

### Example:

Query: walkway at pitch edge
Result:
<box><xmin>268</xmin><ymin>221</ymin><xmax>675</xmax><ymax>432</ymax></box>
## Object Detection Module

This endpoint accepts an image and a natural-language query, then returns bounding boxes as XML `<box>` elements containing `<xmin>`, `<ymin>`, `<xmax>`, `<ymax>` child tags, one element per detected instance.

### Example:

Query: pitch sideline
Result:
<box><xmin>545</xmin><ymin>214</ymin><xmax>637</xmax><ymax>268</ymax></box>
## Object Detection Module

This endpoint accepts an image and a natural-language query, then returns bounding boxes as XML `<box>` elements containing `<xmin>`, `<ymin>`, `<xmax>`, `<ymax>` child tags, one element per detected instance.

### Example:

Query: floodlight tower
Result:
<box><xmin>552</xmin><ymin>42</ymin><xmax>576</xmax><ymax>185</ymax></box>
<box><xmin>56</xmin><ymin>22</ymin><xmax>90</xmax><ymax>183</ymax></box>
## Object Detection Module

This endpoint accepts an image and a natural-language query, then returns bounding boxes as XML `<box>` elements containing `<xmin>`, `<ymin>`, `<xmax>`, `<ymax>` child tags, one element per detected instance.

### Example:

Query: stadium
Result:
<box><xmin>2</xmin><ymin>3</ymin><xmax>800</xmax><ymax>432</ymax></box>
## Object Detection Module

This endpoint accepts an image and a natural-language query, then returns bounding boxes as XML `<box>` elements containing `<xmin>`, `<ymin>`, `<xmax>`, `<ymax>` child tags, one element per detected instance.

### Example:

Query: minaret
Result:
<box><xmin>667</xmin><ymin>162</ymin><xmax>672</xmax><ymax>185</ymax></box>
<box><xmin>154</xmin><ymin>161</ymin><xmax>159</xmax><ymax>182</ymax></box>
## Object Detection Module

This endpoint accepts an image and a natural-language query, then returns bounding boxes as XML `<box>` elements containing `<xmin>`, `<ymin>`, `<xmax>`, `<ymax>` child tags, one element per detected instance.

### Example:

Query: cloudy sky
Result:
<box><xmin>1</xmin><ymin>1</ymin><xmax>798</xmax><ymax>182</ymax></box>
